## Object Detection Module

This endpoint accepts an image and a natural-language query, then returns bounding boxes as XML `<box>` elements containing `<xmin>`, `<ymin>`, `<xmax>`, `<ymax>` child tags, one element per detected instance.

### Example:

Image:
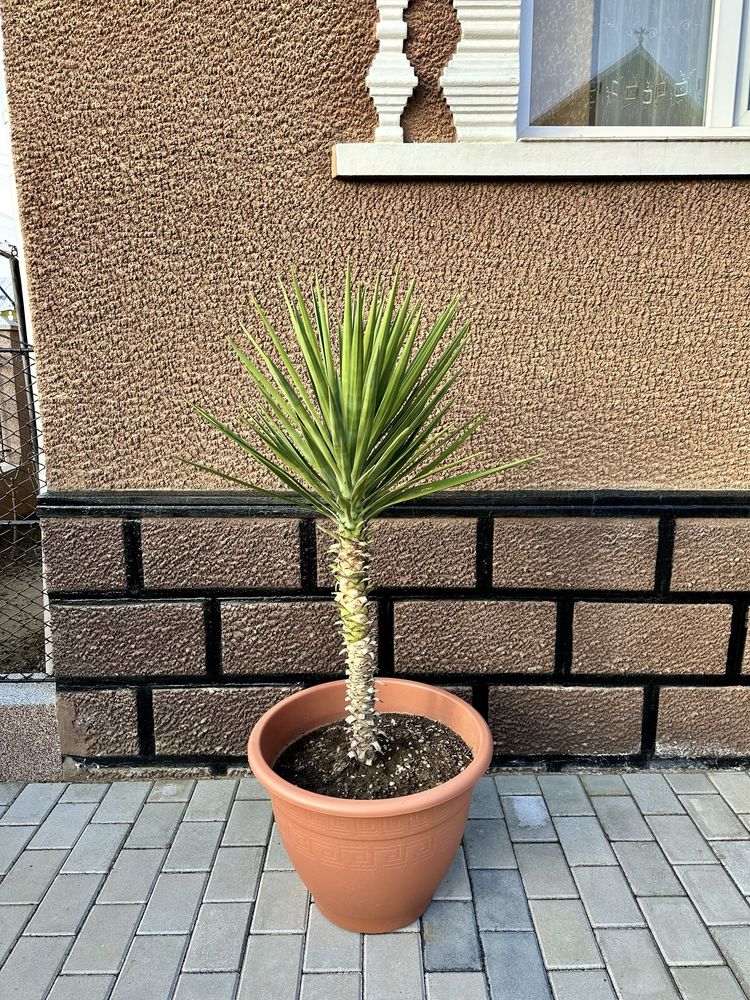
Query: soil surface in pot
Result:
<box><xmin>273</xmin><ymin>712</ymin><xmax>473</xmax><ymax>799</ymax></box>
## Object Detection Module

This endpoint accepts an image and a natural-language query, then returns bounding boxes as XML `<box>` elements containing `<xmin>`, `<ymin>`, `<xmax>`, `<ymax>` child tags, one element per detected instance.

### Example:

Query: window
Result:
<box><xmin>520</xmin><ymin>0</ymin><xmax>750</xmax><ymax>135</ymax></box>
<box><xmin>333</xmin><ymin>0</ymin><xmax>750</xmax><ymax>177</ymax></box>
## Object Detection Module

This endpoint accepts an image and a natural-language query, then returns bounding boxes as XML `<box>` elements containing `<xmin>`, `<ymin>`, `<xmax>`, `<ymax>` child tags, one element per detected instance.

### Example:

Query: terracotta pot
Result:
<box><xmin>247</xmin><ymin>677</ymin><xmax>493</xmax><ymax>932</ymax></box>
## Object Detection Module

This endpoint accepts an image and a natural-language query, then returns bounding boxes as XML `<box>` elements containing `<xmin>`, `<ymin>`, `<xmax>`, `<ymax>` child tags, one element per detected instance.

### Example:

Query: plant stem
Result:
<box><xmin>331</xmin><ymin>524</ymin><xmax>380</xmax><ymax>764</ymax></box>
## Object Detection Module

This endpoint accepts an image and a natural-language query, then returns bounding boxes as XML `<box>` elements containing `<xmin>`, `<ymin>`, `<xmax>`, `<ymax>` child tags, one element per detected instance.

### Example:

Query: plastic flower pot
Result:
<box><xmin>247</xmin><ymin>677</ymin><xmax>493</xmax><ymax>933</ymax></box>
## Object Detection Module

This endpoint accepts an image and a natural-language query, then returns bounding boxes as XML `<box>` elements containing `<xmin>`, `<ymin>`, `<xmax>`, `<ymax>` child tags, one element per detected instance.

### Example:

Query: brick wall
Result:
<box><xmin>41</xmin><ymin>492</ymin><xmax>750</xmax><ymax>771</ymax></box>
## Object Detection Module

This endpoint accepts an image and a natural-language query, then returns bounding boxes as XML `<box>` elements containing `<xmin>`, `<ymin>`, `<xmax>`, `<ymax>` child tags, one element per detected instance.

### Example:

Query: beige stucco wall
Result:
<box><xmin>2</xmin><ymin>0</ymin><xmax>748</xmax><ymax>492</ymax></box>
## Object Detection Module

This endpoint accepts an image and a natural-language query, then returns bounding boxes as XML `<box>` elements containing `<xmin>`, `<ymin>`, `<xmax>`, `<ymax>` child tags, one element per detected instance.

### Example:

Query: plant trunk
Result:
<box><xmin>331</xmin><ymin>524</ymin><xmax>379</xmax><ymax>764</ymax></box>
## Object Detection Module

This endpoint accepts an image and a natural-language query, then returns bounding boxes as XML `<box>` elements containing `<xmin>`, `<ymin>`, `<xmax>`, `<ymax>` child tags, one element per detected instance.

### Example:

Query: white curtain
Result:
<box><xmin>530</xmin><ymin>0</ymin><xmax>713</xmax><ymax>126</ymax></box>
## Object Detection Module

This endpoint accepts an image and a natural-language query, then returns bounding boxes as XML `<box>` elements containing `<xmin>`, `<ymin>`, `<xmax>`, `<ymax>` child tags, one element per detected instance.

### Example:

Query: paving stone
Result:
<box><xmin>529</xmin><ymin>898</ymin><xmax>602</xmax><ymax>969</ymax></box>
<box><xmin>573</xmin><ymin>866</ymin><xmax>644</xmax><ymax>928</ymax></box>
<box><xmin>109</xmin><ymin>934</ymin><xmax>186</xmax><ymax>1000</ymax></box>
<box><xmin>681</xmin><ymin>794</ymin><xmax>749</xmax><ymax>840</ymax></box>
<box><xmin>591</xmin><ymin>796</ymin><xmax>653</xmax><ymax>841</ymax></box>
<box><xmin>554</xmin><ymin>816</ymin><xmax>617</xmax><ymax>866</ymax></box>
<box><xmin>236</xmin><ymin>776</ymin><xmax>268</xmax><ymax>799</ymax></box>
<box><xmin>0</xmin><ymin>781</ymin><xmax>23</xmax><ymax>805</ymax></box>
<box><xmin>252</xmin><ymin>870</ymin><xmax>309</xmax><ymax>933</ymax></box>
<box><xmin>481</xmin><ymin>930</ymin><xmax>552</xmax><ymax>1000</ymax></box>
<box><xmin>549</xmin><ymin>970</ymin><xmax>617</xmax><ymax>1000</ymax></box>
<box><xmin>613</xmin><ymin>842</ymin><xmax>685</xmax><ymax>896</ymax></box>
<box><xmin>0</xmin><ymin>783</ymin><xmax>65</xmax><ymax>825</ymax></box>
<box><xmin>25</xmin><ymin>872</ymin><xmax>103</xmax><ymax>935</ymax></box>
<box><xmin>27</xmin><ymin>801</ymin><xmax>98</xmax><ymax>850</ymax></box>
<box><xmin>183</xmin><ymin>902</ymin><xmax>252</xmax><ymax>971</ymax></box>
<box><xmin>125</xmin><ymin>801</ymin><xmax>186</xmax><ymax>848</ymax></box>
<box><xmin>463</xmin><ymin>818</ymin><xmax>516</xmax><ymax>868</ymax></box>
<box><xmin>639</xmin><ymin>896</ymin><xmax>722</xmax><ymax>966</ymax></box>
<box><xmin>597</xmin><ymin>928</ymin><xmax>680</xmax><ymax>1000</ymax></box>
<box><xmin>493</xmin><ymin>774</ymin><xmax>540</xmax><ymax>795</ymax></box>
<box><xmin>97</xmin><ymin>848</ymin><xmax>166</xmax><ymax>903</ymax></box>
<box><xmin>0</xmin><ymin>903</ymin><xmax>33</xmax><ymax>964</ymax></box>
<box><xmin>62</xmin><ymin>822</ymin><xmax>129</xmax><ymax>873</ymax></box>
<box><xmin>47</xmin><ymin>974</ymin><xmax>115</xmax><ymax>1000</ymax></box>
<box><xmin>426</xmin><ymin>971</ymin><xmax>488</xmax><ymax>1000</ymax></box>
<box><xmin>622</xmin><ymin>774</ymin><xmax>684</xmax><ymax>815</ymax></box>
<box><xmin>0</xmin><ymin>825</ymin><xmax>35</xmax><ymax>874</ymax></box>
<box><xmin>538</xmin><ymin>775</ymin><xmax>594</xmax><ymax>816</ymax></box>
<box><xmin>93</xmin><ymin>782</ymin><xmax>151</xmax><ymax>823</ymax></box>
<box><xmin>646</xmin><ymin>815</ymin><xmax>716</xmax><ymax>864</ymax></box>
<box><xmin>300</xmin><ymin>974</ymin><xmax>361</xmax><ymax>1000</ymax></box>
<box><xmin>138</xmin><ymin>871</ymin><xmax>206</xmax><ymax>934</ymax></box>
<box><xmin>174</xmin><ymin>973</ymin><xmax>239</xmax><ymax>1000</ymax></box>
<box><xmin>63</xmin><ymin>903</ymin><xmax>143</xmax><ymax>974</ymax></box>
<box><xmin>580</xmin><ymin>774</ymin><xmax>629</xmax><ymax>796</ymax></box>
<box><xmin>237</xmin><ymin>934</ymin><xmax>303</xmax><ymax>1000</ymax></box>
<box><xmin>664</xmin><ymin>772</ymin><xmax>716</xmax><ymax>795</ymax></box>
<box><xmin>223</xmin><ymin>800</ymin><xmax>273</xmax><ymax>846</ymax></box>
<box><xmin>470</xmin><ymin>869</ymin><xmax>531</xmax><ymax>930</ymax></box>
<box><xmin>184</xmin><ymin>780</ymin><xmax>237</xmax><ymax>821</ymax></box>
<box><xmin>675</xmin><ymin>864</ymin><xmax>750</xmax><ymax>925</ymax></box>
<box><xmin>713</xmin><ymin>841</ymin><xmax>750</xmax><ymax>894</ymax></box>
<box><xmin>0</xmin><ymin>848</ymin><xmax>67</xmax><ymax>903</ymax></box>
<box><xmin>670</xmin><ymin>966</ymin><xmax>747</xmax><ymax>1000</ymax></box>
<box><xmin>304</xmin><ymin>903</ymin><xmax>361</xmax><ymax>971</ymax></box>
<box><xmin>711</xmin><ymin>927</ymin><xmax>750</xmax><ymax>994</ymax></box>
<box><xmin>515</xmin><ymin>843</ymin><xmax>577</xmax><ymax>898</ymax></box>
<box><xmin>708</xmin><ymin>772</ymin><xmax>750</xmax><ymax>813</ymax></box>
<box><xmin>433</xmin><ymin>846</ymin><xmax>472</xmax><ymax>900</ymax></box>
<box><xmin>147</xmin><ymin>779</ymin><xmax>196</xmax><ymax>802</ymax></box>
<box><xmin>266</xmin><ymin>823</ymin><xmax>293</xmax><ymax>869</ymax></box>
<box><xmin>60</xmin><ymin>783</ymin><xmax>110</xmax><ymax>803</ymax></box>
<box><xmin>422</xmin><ymin>900</ymin><xmax>481</xmax><ymax>971</ymax></box>
<box><xmin>0</xmin><ymin>935</ymin><xmax>73</xmax><ymax>1000</ymax></box>
<box><xmin>469</xmin><ymin>777</ymin><xmax>502</xmax><ymax>818</ymax></box>
<box><xmin>205</xmin><ymin>846</ymin><xmax>264</xmax><ymax>902</ymax></box>
<box><xmin>164</xmin><ymin>821</ymin><xmax>223</xmax><ymax>872</ymax></box>
<box><xmin>502</xmin><ymin>795</ymin><xmax>557</xmax><ymax>842</ymax></box>
<box><xmin>364</xmin><ymin>932</ymin><xmax>424</xmax><ymax>1000</ymax></box>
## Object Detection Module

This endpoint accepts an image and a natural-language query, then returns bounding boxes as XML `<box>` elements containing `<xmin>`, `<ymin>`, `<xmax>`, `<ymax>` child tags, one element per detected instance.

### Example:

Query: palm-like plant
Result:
<box><xmin>188</xmin><ymin>271</ymin><xmax>536</xmax><ymax>765</ymax></box>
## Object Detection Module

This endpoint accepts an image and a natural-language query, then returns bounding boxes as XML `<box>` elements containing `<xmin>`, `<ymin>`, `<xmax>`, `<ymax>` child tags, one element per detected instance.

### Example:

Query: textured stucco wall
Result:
<box><xmin>2</xmin><ymin>0</ymin><xmax>749</xmax><ymax>491</ymax></box>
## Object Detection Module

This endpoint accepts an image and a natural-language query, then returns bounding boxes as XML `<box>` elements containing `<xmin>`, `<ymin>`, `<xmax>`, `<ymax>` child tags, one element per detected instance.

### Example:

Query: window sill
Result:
<box><xmin>332</xmin><ymin>139</ymin><xmax>750</xmax><ymax>178</ymax></box>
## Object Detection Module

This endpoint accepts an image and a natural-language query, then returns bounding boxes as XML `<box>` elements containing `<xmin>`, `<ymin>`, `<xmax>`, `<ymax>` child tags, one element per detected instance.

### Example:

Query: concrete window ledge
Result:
<box><xmin>333</xmin><ymin>140</ymin><xmax>750</xmax><ymax>179</ymax></box>
<box><xmin>0</xmin><ymin>681</ymin><xmax>61</xmax><ymax>781</ymax></box>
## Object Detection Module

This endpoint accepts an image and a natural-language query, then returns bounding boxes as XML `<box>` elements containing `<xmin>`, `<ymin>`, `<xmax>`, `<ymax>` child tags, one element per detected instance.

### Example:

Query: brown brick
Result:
<box><xmin>672</xmin><ymin>518</ymin><xmax>750</xmax><ymax>591</ymax></box>
<box><xmin>572</xmin><ymin>602</ymin><xmax>731</xmax><ymax>675</ymax></box>
<box><xmin>153</xmin><ymin>685</ymin><xmax>297</xmax><ymax>755</ymax></box>
<box><xmin>493</xmin><ymin>517</ymin><xmax>658</xmax><ymax>590</ymax></box>
<box><xmin>394</xmin><ymin>600</ymin><xmax>555</xmax><ymax>674</ymax></box>
<box><xmin>140</xmin><ymin>517</ymin><xmax>299</xmax><ymax>589</ymax></box>
<box><xmin>57</xmin><ymin>688</ymin><xmax>139</xmax><ymax>756</ymax></box>
<box><xmin>656</xmin><ymin>687</ymin><xmax>750</xmax><ymax>757</ymax></box>
<box><xmin>316</xmin><ymin>517</ymin><xmax>476</xmax><ymax>589</ymax></box>
<box><xmin>221</xmin><ymin>600</ymin><xmax>347</xmax><ymax>674</ymax></box>
<box><xmin>443</xmin><ymin>685</ymin><xmax>473</xmax><ymax>703</ymax></box>
<box><xmin>50</xmin><ymin>602</ymin><xmax>206</xmax><ymax>677</ymax></box>
<box><xmin>42</xmin><ymin>517</ymin><xmax>126</xmax><ymax>592</ymax></box>
<box><xmin>489</xmin><ymin>685</ymin><xmax>643</xmax><ymax>755</ymax></box>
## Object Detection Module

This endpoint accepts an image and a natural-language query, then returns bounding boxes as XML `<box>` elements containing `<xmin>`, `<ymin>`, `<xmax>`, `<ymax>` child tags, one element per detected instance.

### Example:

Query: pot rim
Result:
<box><xmin>247</xmin><ymin>677</ymin><xmax>494</xmax><ymax>817</ymax></box>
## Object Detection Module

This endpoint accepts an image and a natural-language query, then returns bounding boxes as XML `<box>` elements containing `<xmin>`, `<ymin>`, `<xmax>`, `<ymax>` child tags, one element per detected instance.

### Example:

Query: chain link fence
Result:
<box><xmin>0</xmin><ymin>245</ymin><xmax>45</xmax><ymax>674</ymax></box>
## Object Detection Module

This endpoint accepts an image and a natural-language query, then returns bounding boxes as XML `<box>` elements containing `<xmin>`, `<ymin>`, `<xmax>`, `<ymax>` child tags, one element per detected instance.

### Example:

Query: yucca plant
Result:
<box><xmin>187</xmin><ymin>271</ymin><xmax>535</xmax><ymax>766</ymax></box>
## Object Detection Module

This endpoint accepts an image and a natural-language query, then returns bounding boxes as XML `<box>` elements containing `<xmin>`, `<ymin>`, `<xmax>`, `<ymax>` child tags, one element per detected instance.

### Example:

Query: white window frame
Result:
<box><xmin>519</xmin><ymin>0</ymin><xmax>750</xmax><ymax>138</ymax></box>
<box><xmin>333</xmin><ymin>0</ymin><xmax>750</xmax><ymax>177</ymax></box>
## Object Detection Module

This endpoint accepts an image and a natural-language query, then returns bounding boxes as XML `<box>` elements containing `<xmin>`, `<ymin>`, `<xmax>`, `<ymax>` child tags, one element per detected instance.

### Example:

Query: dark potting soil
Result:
<box><xmin>273</xmin><ymin>713</ymin><xmax>473</xmax><ymax>800</ymax></box>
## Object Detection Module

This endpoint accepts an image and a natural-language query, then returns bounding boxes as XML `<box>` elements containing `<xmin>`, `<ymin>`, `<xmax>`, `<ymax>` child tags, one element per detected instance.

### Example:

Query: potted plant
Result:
<box><xmin>188</xmin><ymin>270</ymin><xmax>535</xmax><ymax>931</ymax></box>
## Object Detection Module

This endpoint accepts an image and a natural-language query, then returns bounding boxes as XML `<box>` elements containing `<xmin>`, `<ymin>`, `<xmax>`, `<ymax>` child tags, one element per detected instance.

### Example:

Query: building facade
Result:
<box><xmin>2</xmin><ymin>0</ymin><xmax>749</xmax><ymax>776</ymax></box>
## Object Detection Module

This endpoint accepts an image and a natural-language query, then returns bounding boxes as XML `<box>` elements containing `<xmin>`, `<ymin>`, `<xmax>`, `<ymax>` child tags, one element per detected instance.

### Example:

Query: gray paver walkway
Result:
<box><xmin>0</xmin><ymin>770</ymin><xmax>749</xmax><ymax>999</ymax></box>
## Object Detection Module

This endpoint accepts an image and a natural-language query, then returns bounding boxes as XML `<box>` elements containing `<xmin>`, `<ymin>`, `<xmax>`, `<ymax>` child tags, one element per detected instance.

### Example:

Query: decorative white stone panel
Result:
<box><xmin>366</xmin><ymin>0</ymin><xmax>418</xmax><ymax>142</ymax></box>
<box><xmin>440</xmin><ymin>0</ymin><xmax>522</xmax><ymax>141</ymax></box>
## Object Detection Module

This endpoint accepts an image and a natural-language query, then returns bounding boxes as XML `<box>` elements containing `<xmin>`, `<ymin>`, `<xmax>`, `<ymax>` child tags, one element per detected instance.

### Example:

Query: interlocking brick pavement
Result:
<box><xmin>0</xmin><ymin>770</ymin><xmax>749</xmax><ymax>999</ymax></box>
